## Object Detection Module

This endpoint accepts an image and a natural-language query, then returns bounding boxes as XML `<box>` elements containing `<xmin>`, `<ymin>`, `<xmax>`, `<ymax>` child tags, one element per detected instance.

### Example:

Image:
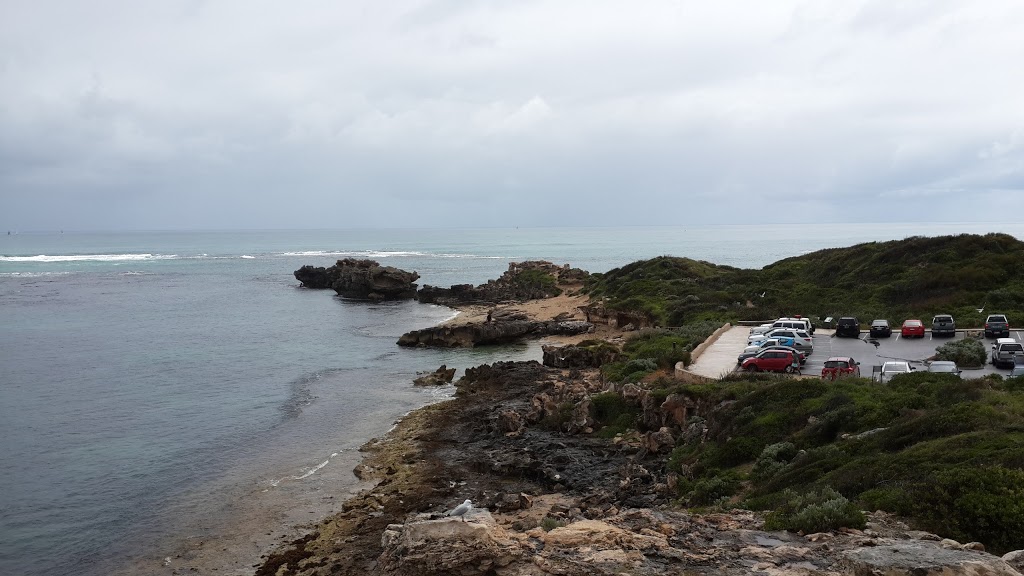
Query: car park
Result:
<box><xmin>741</xmin><ymin>349</ymin><xmax>801</xmax><ymax>373</ymax></box>
<box><xmin>821</xmin><ymin>357</ymin><xmax>860</xmax><ymax>379</ymax></box>
<box><xmin>985</xmin><ymin>314</ymin><xmax>1010</xmax><ymax>338</ymax></box>
<box><xmin>901</xmin><ymin>319</ymin><xmax>925</xmax><ymax>338</ymax></box>
<box><xmin>991</xmin><ymin>338</ymin><xmax>1024</xmax><ymax>368</ymax></box>
<box><xmin>879</xmin><ymin>360</ymin><xmax>913</xmax><ymax>383</ymax></box>
<box><xmin>927</xmin><ymin>361</ymin><xmax>961</xmax><ymax>377</ymax></box>
<box><xmin>836</xmin><ymin>317</ymin><xmax>860</xmax><ymax>337</ymax></box>
<box><xmin>869</xmin><ymin>319</ymin><xmax>892</xmax><ymax>338</ymax></box>
<box><xmin>932</xmin><ymin>314</ymin><xmax>956</xmax><ymax>337</ymax></box>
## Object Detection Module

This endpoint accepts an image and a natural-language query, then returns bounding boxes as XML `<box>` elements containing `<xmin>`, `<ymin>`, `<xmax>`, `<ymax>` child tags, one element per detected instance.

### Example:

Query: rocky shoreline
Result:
<box><xmin>256</xmin><ymin>358</ymin><xmax>1024</xmax><ymax>576</ymax></box>
<box><xmin>264</xmin><ymin>259</ymin><xmax>1024</xmax><ymax>575</ymax></box>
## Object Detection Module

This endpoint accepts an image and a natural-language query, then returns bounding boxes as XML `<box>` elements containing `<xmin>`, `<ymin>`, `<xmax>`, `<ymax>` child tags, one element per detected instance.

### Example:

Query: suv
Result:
<box><xmin>991</xmin><ymin>338</ymin><xmax>1024</xmax><ymax>368</ymax></box>
<box><xmin>821</xmin><ymin>357</ymin><xmax>860</xmax><ymax>379</ymax></box>
<box><xmin>932</xmin><ymin>314</ymin><xmax>956</xmax><ymax>337</ymax></box>
<box><xmin>985</xmin><ymin>314</ymin><xmax>1010</xmax><ymax>338</ymax></box>
<box><xmin>836</xmin><ymin>317</ymin><xmax>860</xmax><ymax>338</ymax></box>
<box><xmin>741</xmin><ymin>349</ymin><xmax>801</xmax><ymax>373</ymax></box>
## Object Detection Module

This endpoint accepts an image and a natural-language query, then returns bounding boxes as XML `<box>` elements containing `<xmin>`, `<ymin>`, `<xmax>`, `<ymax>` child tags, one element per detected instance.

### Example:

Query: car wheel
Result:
<box><xmin>746</xmin><ymin>364</ymin><xmax>759</xmax><ymax>372</ymax></box>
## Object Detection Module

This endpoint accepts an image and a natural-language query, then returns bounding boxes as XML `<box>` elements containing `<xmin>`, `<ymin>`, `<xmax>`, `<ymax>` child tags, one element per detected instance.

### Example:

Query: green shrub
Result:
<box><xmin>591</xmin><ymin>392</ymin><xmax>640</xmax><ymax>434</ymax></box>
<box><xmin>908</xmin><ymin>466</ymin><xmax>1024</xmax><ymax>554</ymax></box>
<box><xmin>751</xmin><ymin>442</ymin><xmax>798</xmax><ymax>482</ymax></box>
<box><xmin>934</xmin><ymin>337</ymin><xmax>987</xmax><ymax>367</ymax></box>
<box><xmin>686</xmin><ymin>470</ymin><xmax>742</xmax><ymax>506</ymax></box>
<box><xmin>763</xmin><ymin>487</ymin><xmax>865</xmax><ymax>533</ymax></box>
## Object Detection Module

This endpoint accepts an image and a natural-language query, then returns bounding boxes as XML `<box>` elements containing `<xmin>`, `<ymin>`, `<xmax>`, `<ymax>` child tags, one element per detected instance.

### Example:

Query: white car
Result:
<box><xmin>748</xmin><ymin>329</ymin><xmax>813</xmax><ymax>352</ymax></box>
<box><xmin>749</xmin><ymin>323</ymin><xmax>775</xmax><ymax>336</ymax></box>
<box><xmin>879</xmin><ymin>360</ymin><xmax>913</xmax><ymax>383</ymax></box>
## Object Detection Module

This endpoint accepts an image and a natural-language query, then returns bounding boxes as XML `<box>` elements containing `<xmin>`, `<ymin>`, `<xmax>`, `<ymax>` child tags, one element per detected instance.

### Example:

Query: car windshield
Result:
<box><xmin>1003</xmin><ymin>344</ymin><xmax>1024</xmax><ymax>352</ymax></box>
<box><xmin>824</xmin><ymin>360</ymin><xmax>849</xmax><ymax>369</ymax></box>
<box><xmin>906</xmin><ymin>320</ymin><xmax>922</xmax><ymax>327</ymax></box>
<box><xmin>935</xmin><ymin>316</ymin><xmax>951</xmax><ymax>322</ymax></box>
<box><xmin>930</xmin><ymin>363</ymin><xmax>956</xmax><ymax>372</ymax></box>
<box><xmin>873</xmin><ymin>320</ymin><xmax>887</xmax><ymax>326</ymax></box>
<box><xmin>883</xmin><ymin>362</ymin><xmax>909</xmax><ymax>372</ymax></box>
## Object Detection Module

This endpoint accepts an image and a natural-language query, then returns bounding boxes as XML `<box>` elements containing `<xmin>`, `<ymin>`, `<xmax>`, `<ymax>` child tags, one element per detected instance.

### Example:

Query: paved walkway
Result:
<box><xmin>687</xmin><ymin>325</ymin><xmax>749</xmax><ymax>379</ymax></box>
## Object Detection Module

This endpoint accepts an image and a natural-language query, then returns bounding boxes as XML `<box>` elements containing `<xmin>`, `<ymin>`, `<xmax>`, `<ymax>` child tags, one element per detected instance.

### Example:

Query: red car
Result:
<box><xmin>741</xmin><ymin>349</ymin><xmax>801</xmax><ymax>373</ymax></box>
<box><xmin>821</xmin><ymin>356</ymin><xmax>861</xmax><ymax>380</ymax></box>
<box><xmin>901</xmin><ymin>319</ymin><xmax>925</xmax><ymax>338</ymax></box>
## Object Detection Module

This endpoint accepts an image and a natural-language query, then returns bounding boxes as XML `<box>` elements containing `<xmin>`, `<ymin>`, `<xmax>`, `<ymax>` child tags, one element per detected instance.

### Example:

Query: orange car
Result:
<box><xmin>901</xmin><ymin>319</ymin><xmax>925</xmax><ymax>338</ymax></box>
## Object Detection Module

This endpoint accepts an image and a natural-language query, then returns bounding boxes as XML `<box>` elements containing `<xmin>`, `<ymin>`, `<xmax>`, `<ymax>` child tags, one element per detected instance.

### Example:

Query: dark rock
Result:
<box><xmin>542</xmin><ymin>341</ymin><xmax>620</xmax><ymax>369</ymax></box>
<box><xmin>294</xmin><ymin>259</ymin><xmax>419</xmax><ymax>300</ymax></box>
<box><xmin>413</xmin><ymin>365</ymin><xmax>456</xmax><ymax>387</ymax></box>
<box><xmin>417</xmin><ymin>261</ymin><xmax>583</xmax><ymax>306</ymax></box>
<box><xmin>398</xmin><ymin>320</ymin><xmax>593</xmax><ymax>348</ymax></box>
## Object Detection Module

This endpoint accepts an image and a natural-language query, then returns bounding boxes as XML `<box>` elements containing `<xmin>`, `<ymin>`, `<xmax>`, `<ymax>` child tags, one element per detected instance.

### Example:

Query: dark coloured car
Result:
<box><xmin>836</xmin><ymin>317</ymin><xmax>860</xmax><ymax>338</ymax></box>
<box><xmin>985</xmin><ymin>314</ymin><xmax>1010</xmax><ymax>338</ymax></box>
<box><xmin>869</xmin><ymin>319</ymin><xmax>892</xmax><ymax>338</ymax></box>
<box><xmin>932</xmin><ymin>314</ymin><xmax>956</xmax><ymax>337</ymax></box>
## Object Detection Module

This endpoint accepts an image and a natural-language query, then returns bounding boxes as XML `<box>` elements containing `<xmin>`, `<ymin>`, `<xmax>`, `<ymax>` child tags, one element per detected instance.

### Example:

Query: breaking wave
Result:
<box><xmin>1</xmin><ymin>253</ymin><xmax>178</xmax><ymax>263</ymax></box>
<box><xmin>280</xmin><ymin>250</ymin><xmax>504</xmax><ymax>259</ymax></box>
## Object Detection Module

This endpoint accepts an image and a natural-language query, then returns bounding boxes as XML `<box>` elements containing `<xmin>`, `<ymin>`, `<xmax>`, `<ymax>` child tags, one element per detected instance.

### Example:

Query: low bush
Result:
<box><xmin>683</xmin><ymin>469</ymin><xmax>743</xmax><ymax>506</ymax></box>
<box><xmin>751</xmin><ymin>442</ymin><xmax>798</xmax><ymax>482</ymax></box>
<box><xmin>907</xmin><ymin>466</ymin><xmax>1024</xmax><ymax>554</ymax></box>
<box><xmin>934</xmin><ymin>337</ymin><xmax>986</xmax><ymax>367</ymax></box>
<box><xmin>763</xmin><ymin>486</ymin><xmax>865</xmax><ymax>533</ymax></box>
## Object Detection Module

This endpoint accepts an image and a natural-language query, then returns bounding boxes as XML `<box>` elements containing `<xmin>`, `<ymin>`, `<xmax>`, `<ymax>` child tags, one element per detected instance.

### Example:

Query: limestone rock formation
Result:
<box><xmin>417</xmin><ymin>261</ymin><xmax>585</xmax><ymax>306</ymax></box>
<box><xmin>294</xmin><ymin>259</ymin><xmax>419</xmax><ymax>300</ymax></box>
<box><xmin>397</xmin><ymin>320</ymin><xmax>593</xmax><ymax>348</ymax></box>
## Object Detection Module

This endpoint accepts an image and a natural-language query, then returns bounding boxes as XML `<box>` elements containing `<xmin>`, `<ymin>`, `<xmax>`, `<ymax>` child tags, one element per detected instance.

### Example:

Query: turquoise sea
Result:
<box><xmin>2</xmin><ymin>224</ymin><xmax>1023</xmax><ymax>575</ymax></box>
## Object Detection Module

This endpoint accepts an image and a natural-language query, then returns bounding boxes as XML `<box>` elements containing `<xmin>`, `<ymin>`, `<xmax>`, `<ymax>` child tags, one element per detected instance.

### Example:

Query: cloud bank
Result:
<box><xmin>2</xmin><ymin>0</ymin><xmax>1023</xmax><ymax>230</ymax></box>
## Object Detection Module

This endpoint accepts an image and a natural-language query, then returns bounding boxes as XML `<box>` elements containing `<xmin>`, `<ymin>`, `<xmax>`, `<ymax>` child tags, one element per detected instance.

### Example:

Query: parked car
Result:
<box><xmin>739</xmin><ymin>341</ymin><xmax>808</xmax><ymax>364</ymax></box>
<box><xmin>777</xmin><ymin>317</ymin><xmax>814</xmax><ymax>335</ymax></box>
<box><xmin>748</xmin><ymin>329</ymin><xmax>813</xmax><ymax>352</ymax></box>
<box><xmin>879</xmin><ymin>360</ymin><xmax>914</xmax><ymax>383</ymax></box>
<box><xmin>985</xmin><ymin>314</ymin><xmax>1010</xmax><ymax>338</ymax></box>
<box><xmin>869</xmin><ymin>319</ymin><xmax>892</xmax><ymax>338</ymax></box>
<box><xmin>991</xmin><ymin>338</ymin><xmax>1024</xmax><ymax>368</ymax></box>
<box><xmin>1011</xmin><ymin>362</ymin><xmax>1024</xmax><ymax>378</ymax></box>
<box><xmin>927</xmin><ymin>361</ymin><xmax>961</xmax><ymax>377</ymax></box>
<box><xmin>749</xmin><ymin>323</ymin><xmax>775</xmax><ymax>336</ymax></box>
<box><xmin>932</xmin><ymin>314</ymin><xmax>956</xmax><ymax>337</ymax></box>
<box><xmin>901</xmin><ymin>319</ymin><xmax>925</xmax><ymax>338</ymax></box>
<box><xmin>821</xmin><ymin>357</ymin><xmax>860</xmax><ymax>379</ymax></box>
<box><xmin>740</xmin><ymin>349</ymin><xmax>801</xmax><ymax>373</ymax></box>
<box><xmin>836</xmin><ymin>317</ymin><xmax>860</xmax><ymax>338</ymax></box>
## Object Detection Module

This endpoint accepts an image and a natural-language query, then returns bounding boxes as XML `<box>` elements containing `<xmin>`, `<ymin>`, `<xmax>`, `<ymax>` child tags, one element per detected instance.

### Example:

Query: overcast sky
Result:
<box><xmin>2</xmin><ymin>0</ymin><xmax>1023</xmax><ymax>231</ymax></box>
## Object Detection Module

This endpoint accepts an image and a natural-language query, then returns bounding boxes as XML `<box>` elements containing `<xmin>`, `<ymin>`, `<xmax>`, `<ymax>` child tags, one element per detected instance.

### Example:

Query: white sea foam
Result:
<box><xmin>0</xmin><ymin>253</ymin><xmax>178</xmax><ymax>263</ymax></box>
<box><xmin>240</xmin><ymin>255</ymin><xmax>256</xmax><ymax>259</ymax></box>
<box><xmin>280</xmin><ymin>250</ymin><xmax>504</xmax><ymax>259</ymax></box>
<box><xmin>294</xmin><ymin>458</ymin><xmax>331</xmax><ymax>480</ymax></box>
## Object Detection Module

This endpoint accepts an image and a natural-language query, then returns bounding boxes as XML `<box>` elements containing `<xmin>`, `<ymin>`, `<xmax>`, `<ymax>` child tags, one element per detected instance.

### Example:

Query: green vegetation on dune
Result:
<box><xmin>642</xmin><ymin>372</ymin><xmax>1024</xmax><ymax>552</ymax></box>
<box><xmin>583</xmin><ymin>233</ymin><xmax>1024</xmax><ymax>548</ymax></box>
<box><xmin>585</xmin><ymin>233</ymin><xmax>1024</xmax><ymax>327</ymax></box>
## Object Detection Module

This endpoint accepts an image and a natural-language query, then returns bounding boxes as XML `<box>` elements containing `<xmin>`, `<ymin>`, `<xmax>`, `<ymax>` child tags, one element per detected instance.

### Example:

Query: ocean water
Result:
<box><xmin>2</xmin><ymin>224</ymin><xmax>1022</xmax><ymax>576</ymax></box>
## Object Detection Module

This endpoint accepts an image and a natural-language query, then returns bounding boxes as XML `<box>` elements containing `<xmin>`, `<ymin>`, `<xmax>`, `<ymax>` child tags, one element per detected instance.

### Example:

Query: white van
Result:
<box><xmin>777</xmin><ymin>317</ymin><xmax>814</xmax><ymax>334</ymax></box>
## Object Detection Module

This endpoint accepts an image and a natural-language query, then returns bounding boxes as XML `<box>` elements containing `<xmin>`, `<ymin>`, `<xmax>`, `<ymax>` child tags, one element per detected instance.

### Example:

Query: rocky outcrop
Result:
<box><xmin>294</xmin><ymin>259</ymin><xmax>419</xmax><ymax>300</ymax></box>
<box><xmin>542</xmin><ymin>341</ymin><xmax>622</xmax><ymax>368</ymax></box>
<box><xmin>417</xmin><ymin>261</ymin><xmax>586</xmax><ymax>306</ymax></box>
<box><xmin>842</xmin><ymin>540</ymin><xmax>1021</xmax><ymax>575</ymax></box>
<box><xmin>397</xmin><ymin>320</ymin><xmax>593</xmax><ymax>348</ymax></box>
<box><xmin>378</xmin><ymin>510</ymin><xmax>525</xmax><ymax>576</ymax></box>
<box><xmin>412</xmin><ymin>365</ymin><xmax>456</xmax><ymax>386</ymax></box>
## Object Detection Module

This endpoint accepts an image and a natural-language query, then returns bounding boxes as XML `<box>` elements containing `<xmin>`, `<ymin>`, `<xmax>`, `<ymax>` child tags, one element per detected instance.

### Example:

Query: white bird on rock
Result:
<box><xmin>446</xmin><ymin>499</ymin><xmax>473</xmax><ymax>521</ymax></box>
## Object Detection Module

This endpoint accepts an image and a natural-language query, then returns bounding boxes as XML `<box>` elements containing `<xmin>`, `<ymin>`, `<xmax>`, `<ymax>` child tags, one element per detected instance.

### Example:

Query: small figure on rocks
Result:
<box><xmin>486</xmin><ymin>309</ymin><xmax>493</xmax><ymax>323</ymax></box>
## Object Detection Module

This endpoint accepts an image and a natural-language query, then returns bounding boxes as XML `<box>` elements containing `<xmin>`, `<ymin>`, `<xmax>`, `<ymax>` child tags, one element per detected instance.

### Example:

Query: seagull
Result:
<box><xmin>977</xmin><ymin>308</ymin><xmax>985</xmax><ymax>313</ymax></box>
<box><xmin>758</xmin><ymin>291</ymin><xmax>766</xmax><ymax>298</ymax></box>
<box><xmin>446</xmin><ymin>499</ymin><xmax>473</xmax><ymax>521</ymax></box>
